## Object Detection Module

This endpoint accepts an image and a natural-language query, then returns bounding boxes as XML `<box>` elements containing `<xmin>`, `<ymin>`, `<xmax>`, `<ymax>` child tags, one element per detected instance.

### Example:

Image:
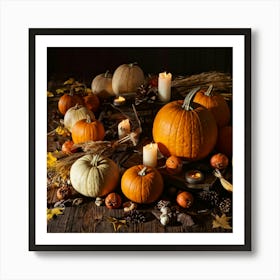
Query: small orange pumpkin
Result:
<box><xmin>61</xmin><ymin>140</ymin><xmax>77</xmax><ymax>154</ymax></box>
<box><xmin>105</xmin><ymin>192</ymin><xmax>122</xmax><ymax>209</ymax></box>
<box><xmin>176</xmin><ymin>191</ymin><xmax>194</xmax><ymax>209</ymax></box>
<box><xmin>58</xmin><ymin>93</ymin><xmax>84</xmax><ymax>115</ymax></box>
<box><xmin>152</xmin><ymin>87</ymin><xmax>218</xmax><ymax>160</ymax></box>
<box><xmin>210</xmin><ymin>153</ymin><xmax>229</xmax><ymax>170</ymax></box>
<box><xmin>193</xmin><ymin>85</ymin><xmax>230</xmax><ymax>127</ymax></box>
<box><xmin>71</xmin><ymin>115</ymin><xmax>105</xmax><ymax>144</ymax></box>
<box><xmin>83</xmin><ymin>94</ymin><xmax>100</xmax><ymax>113</ymax></box>
<box><xmin>166</xmin><ymin>155</ymin><xmax>183</xmax><ymax>175</ymax></box>
<box><xmin>121</xmin><ymin>165</ymin><xmax>164</xmax><ymax>204</ymax></box>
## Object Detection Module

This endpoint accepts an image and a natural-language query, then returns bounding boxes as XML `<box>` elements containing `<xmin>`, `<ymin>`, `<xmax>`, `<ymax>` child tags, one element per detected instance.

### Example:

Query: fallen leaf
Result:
<box><xmin>47</xmin><ymin>152</ymin><xmax>57</xmax><ymax>168</ymax></box>
<box><xmin>55</xmin><ymin>125</ymin><xmax>70</xmax><ymax>137</ymax></box>
<box><xmin>105</xmin><ymin>216</ymin><xmax>127</xmax><ymax>232</ymax></box>
<box><xmin>47</xmin><ymin>91</ymin><xmax>54</xmax><ymax>97</ymax></box>
<box><xmin>85</xmin><ymin>88</ymin><xmax>92</xmax><ymax>95</ymax></box>
<box><xmin>47</xmin><ymin>207</ymin><xmax>64</xmax><ymax>221</ymax></box>
<box><xmin>212</xmin><ymin>214</ymin><xmax>232</xmax><ymax>230</ymax></box>
<box><xmin>64</xmin><ymin>78</ymin><xmax>75</xmax><ymax>85</ymax></box>
<box><xmin>56</xmin><ymin>87</ymin><xmax>68</xmax><ymax>94</ymax></box>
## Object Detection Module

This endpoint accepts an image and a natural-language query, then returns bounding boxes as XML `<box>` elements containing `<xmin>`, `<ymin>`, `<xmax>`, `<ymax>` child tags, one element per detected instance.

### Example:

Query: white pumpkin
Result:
<box><xmin>112</xmin><ymin>62</ymin><xmax>145</xmax><ymax>94</ymax></box>
<box><xmin>70</xmin><ymin>154</ymin><xmax>119</xmax><ymax>197</ymax></box>
<box><xmin>91</xmin><ymin>71</ymin><xmax>115</xmax><ymax>98</ymax></box>
<box><xmin>64</xmin><ymin>104</ymin><xmax>95</xmax><ymax>132</ymax></box>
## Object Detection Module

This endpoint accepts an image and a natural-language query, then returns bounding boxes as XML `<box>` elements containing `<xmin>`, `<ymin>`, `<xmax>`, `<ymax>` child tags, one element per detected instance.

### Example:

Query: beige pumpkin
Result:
<box><xmin>91</xmin><ymin>71</ymin><xmax>115</xmax><ymax>98</ymax></box>
<box><xmin>112</xmin><ymin>62</ymin><xmax>145</xmax><ymax>94</ymax></box>
<box><xmin>70</xmin><ymin>154</ymin><xmax>119</xmax><ymax>198</ymax></box>
<box><xmin>64</xmin><ymin>104</ymin><xmax>95</xmax><ymax>132</ymax></box>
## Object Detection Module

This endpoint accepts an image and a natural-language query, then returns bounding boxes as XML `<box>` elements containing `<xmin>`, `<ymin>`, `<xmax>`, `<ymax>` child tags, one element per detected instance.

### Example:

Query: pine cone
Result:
<box><xmin>135</xmin><ymin>84</ymin><xmax>158</xmax><ymax>105</ymax></box>
<box><xmin>198</xmin><ymin>190</ymin><xmax>220</xmax><ymax>206</ymax></box>
<box><xmin>219</xmin><ymin>198</ymin><xmax>232</xmax><ymax>213</ymax></box>
<box><xmin>124</xmin><ymin>210</ymin><xmax>146</xmax><ymax>224</ymax></box>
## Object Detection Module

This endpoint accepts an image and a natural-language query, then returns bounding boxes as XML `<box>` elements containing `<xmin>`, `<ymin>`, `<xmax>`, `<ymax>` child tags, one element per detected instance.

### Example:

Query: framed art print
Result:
<box><xmin>29</xmin><ymin>28</ymin><xmax>251</xmax><ymax>251</ymax></box>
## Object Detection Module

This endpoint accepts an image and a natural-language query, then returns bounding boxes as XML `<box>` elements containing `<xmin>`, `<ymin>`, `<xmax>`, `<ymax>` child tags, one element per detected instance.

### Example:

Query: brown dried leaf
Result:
<box><xmin>105</xmin><ymin>216</ymin><xmax>127</xmax><ymax>232</ymax></box>
<box><xmin>212</xmin><ymin>214</ymin><xmax>232</xmax><ymax>230</ymax></box>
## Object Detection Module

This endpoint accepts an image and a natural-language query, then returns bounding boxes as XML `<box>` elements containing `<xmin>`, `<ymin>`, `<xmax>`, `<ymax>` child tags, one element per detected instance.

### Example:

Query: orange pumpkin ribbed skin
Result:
<box><xmin>193</xmin><ymin>89</ymin><xmax>230</xmax><ymax>127</ymax></box>
<box><xmin>71</xmin><ymin>117</ymin><xmax>105</xmax><ymax>144</ymax></box>
<box><xmin>121</xmin><ymin>165</ymin><xmax>164</xmax><ymax>204</ymax></box>
<box><xmin>58</xmin><ymin>94</ymin><xmax>84</xmax><ymax>115</ymax></box>
<box><xmin>152</xmin><ymin>100</ymin><xmax>218</xmax><ymax>161</ymax></box>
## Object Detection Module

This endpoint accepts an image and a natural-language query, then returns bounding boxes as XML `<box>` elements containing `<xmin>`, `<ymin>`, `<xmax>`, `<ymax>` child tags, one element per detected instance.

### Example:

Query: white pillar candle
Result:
<box><xmin>158</xmin><ymin>72</ymin><xmax>172</xmax><ymax>102</ymax></box>
<box><xmin>118</xmin><ymin>119</ymin><xmax>131</xmax><ymax>139</ymax></box>
<box><xmin>143</xmin><ymin>143</ymin><xmax>158</xmax><ymax>167</ymax></box>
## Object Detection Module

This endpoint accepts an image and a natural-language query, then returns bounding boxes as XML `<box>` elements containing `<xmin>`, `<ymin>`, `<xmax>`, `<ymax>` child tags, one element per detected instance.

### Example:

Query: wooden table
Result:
<box><xmin>47</xmin><ymin>94</ymin><xmax>232</xmax><ymax>234</ymax></box>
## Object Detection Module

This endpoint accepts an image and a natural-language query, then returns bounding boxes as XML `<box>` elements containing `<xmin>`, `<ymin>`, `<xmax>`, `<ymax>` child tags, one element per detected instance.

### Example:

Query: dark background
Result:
<box><xmin>47</xmin><ymin>47</ymin><xmax>232</xmax><ymax>86</ymax></box>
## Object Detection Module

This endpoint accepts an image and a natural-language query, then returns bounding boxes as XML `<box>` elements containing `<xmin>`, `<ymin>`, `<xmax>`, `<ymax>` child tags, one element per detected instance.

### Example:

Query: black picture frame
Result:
<box><xmin>29</xmin><ymin>28</ymin><xmax>251</xmax><ymax>251</ymax></box>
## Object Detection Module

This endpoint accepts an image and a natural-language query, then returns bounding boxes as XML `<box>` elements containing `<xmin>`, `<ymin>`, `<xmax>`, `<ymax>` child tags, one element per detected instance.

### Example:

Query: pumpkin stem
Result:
<box><xmin>86</xmin><ymin>114</ymin><xmax>92</xmax><ymax>123</ymax></box>
<box><xmin>182</xmin><ymin>86</ymin><xmax>201</xmax><ymax>110</ymax></box>
<box><xmin>128</xmin><ymin>62</ymin><xmax>138</xmax><ymax>67</ymax></box>
<box><xmin>204</xmin><ymin>84</ymin><xmax>214</xmax><ymax>96</ymax></box>
<box><xmin>138</xmin><ymin>166</ymin><xmax>148</xmax><ymax>176</ymax></box>
<box><xmin>91</xmin><ymin>154</ymin><xmax>100</xmax><ymax>167</ymax></box>
<box><xmin>104</xmin><ymin>70</ymin><xmax>110</xmax><ymax>78</ymax></box>
<box><xmin>74</xmin><ymin>103</ymin><xmax>80</xmax><ymax>110</ymax></box>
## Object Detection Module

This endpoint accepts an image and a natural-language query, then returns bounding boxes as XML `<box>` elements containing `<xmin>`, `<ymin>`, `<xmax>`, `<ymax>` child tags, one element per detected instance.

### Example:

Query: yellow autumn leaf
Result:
<box><xmin>47</xmin><ymin>152</ymin><xmax>57</xmax><ymax>168</ymax></box>
<box><xmin>105</xmin><ymin>216</ymin><xmax>127</xmax><ymax>232</ymax></box>
<box><xmin>55</xmin><ymin>126</ymin><xmax>70</xmax><ymax>137</ymax></box>
<box><xmin>212</xmin><ymin>214</ymin><xmax>232</xmax><ymax>230</ymax></box>
<box><xmin>74</xmin><ymin>86</ymin><xmax>84</xmax><ymax>92</ymax></box>
<box><xmin>47</xmin><ymin>207</ymin><xmax>64</xmax><ymax>221</ymax></box>
<box><xmin>64</xmin><ymin>77</ymin><xmax>75</xmax><ymax>85</ymax></box>
<box><xmin>47</xmin><ymin>91</ymin><xmax>54</xmax><ymax>97</ymax></box>
<box><xmin>85</xmin><ymin>88</ymin><xmax>92</xmax><ymax>95</ymax></box>
<box><xmin>56</xmin><ymin>87</ymin><xmax>68</xmax><ymax>94</ymax></box>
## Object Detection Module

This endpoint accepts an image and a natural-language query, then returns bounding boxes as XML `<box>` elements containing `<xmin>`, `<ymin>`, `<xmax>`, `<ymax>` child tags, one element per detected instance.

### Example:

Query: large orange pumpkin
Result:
<box><xmin>152</xmin><ymin>87</ymin><xmax>218</xmax><ymax>161</ymax></box>
<box><xmin>121</xmin><ymin>165</ymin><xmax>164</xmax><ymax>204</ymax></box>
<box><xmin>193</xmin><ymin>85</ymin><xmax>230</xmax><ymax>127</ymax></box>
<box><xmin>71</xmin><ymin>115</ymin><xmax>105</xmax><ymax>144</ymax></box>
<box><xmin>58</xmin><ymin>93</ymin><xmax>84</xmax><ymax>115</ymax></box>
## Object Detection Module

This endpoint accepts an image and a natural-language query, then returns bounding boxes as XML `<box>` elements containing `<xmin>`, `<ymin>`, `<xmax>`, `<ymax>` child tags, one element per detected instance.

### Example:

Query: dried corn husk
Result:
<box><xmin>213</xmin><ymin>169</ymin><xmax>233</xmax><ymax>192</ymax></box>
